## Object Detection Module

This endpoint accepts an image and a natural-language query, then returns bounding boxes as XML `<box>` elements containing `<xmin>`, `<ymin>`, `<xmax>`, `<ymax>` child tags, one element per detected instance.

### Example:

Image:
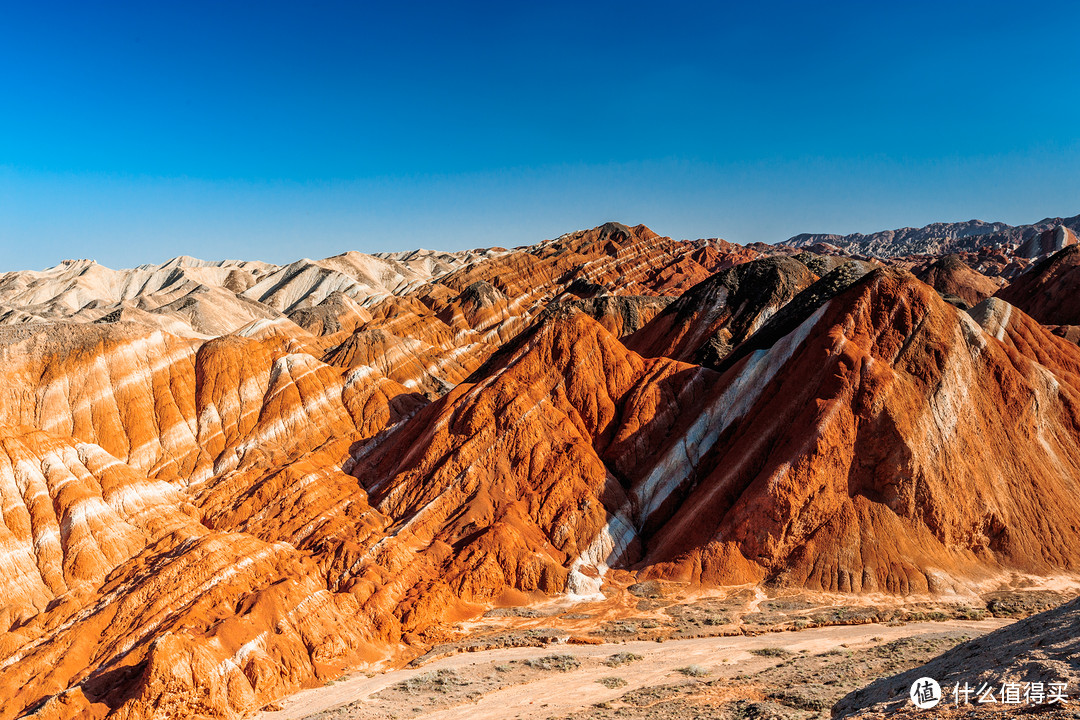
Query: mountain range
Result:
<box><xmin>2</xmin><ymin>218</ymin><xmax>1080</xmax><ymax>718</ymax></box>
<box><xmin>782</xmin><ymin>214</ymin><xmax>1080</xmax><ymax>260</ymax></box>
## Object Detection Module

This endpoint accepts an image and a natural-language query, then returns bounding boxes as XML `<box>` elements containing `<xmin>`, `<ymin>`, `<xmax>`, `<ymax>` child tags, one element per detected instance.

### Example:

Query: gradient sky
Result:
<box><xmin>1</xmin><ymin>1</ymin><xmax>1079</xmax><ymax>271</ymax></box>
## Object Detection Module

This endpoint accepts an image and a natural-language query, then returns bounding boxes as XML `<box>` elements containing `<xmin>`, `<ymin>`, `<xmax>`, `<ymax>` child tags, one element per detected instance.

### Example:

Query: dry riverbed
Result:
<box><xmin>255</xmin><ymin>579</ymin><xmax>1078</xmax><ymax>720</ymax></box>
<box><xmin>256</xmin><ymin>619</ymin><xmax>1009</xmax><ymax>720</ymax></box>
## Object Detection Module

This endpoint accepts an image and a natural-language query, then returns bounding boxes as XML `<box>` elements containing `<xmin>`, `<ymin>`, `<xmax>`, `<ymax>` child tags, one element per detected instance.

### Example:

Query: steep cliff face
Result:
<box><xmin>4</xmin><ymin>224</ymin><xmax>1080</xmax><ymax>718</ymax></box>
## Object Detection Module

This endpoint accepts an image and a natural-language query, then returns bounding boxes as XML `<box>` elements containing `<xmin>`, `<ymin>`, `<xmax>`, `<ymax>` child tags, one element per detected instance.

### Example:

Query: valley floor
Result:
<box><xmin>257</xmin><ymin>618</ymin><xmax>1010</xmax><ymax>720</ymax></box>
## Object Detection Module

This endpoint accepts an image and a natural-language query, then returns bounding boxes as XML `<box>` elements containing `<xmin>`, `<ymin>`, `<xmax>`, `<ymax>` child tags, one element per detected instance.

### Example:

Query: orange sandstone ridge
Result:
<box><xmin>2</xmin><ymin>222</ymin><xmax>1080</xmax><ymax>718</ymax></box>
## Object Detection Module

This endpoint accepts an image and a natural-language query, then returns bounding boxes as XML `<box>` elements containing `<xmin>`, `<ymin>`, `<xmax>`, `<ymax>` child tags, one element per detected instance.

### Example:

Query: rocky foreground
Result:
<box><xmin>3</xmin><ymin>220</ymin><xmax>1080</xmax><ymax>718</ymax></box>
<box><xmin>836</xmin><ymin>595</ymin><xmax>1080</xmax><ymax>718</ymax></box>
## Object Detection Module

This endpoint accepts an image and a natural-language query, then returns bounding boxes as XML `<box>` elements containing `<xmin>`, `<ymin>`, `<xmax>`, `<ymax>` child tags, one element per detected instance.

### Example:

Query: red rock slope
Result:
<box><xmin>913</xmin><ymin>254</ymin><xmax>1001</xmax><ymax>307</ymax></box>
<box><xmin>642</xmin><ymin>269</ymin><xmax>1080</xmax><ymax>592</ymax></box>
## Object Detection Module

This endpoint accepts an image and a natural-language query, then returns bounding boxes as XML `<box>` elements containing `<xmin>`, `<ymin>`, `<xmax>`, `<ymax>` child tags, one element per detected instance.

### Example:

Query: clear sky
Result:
<box><xmin>1</xmin><ymin>1</ymin><xmax>1078</xmax><ymax>271</ymax></box>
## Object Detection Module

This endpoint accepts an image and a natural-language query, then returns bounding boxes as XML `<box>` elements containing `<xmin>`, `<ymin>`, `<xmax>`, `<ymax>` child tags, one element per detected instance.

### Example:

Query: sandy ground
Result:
<box><xmin>255</xmin><ymin>618</ymin><xmax>1010</xmax><ymax>720</ymax></box>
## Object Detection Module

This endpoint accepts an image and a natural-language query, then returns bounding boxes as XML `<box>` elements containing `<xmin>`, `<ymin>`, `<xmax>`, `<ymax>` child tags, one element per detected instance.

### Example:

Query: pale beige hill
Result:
<box><xmin>372</xmin><ymin>246</ymin><xmax>511</xmax><ymax>275</ymax></box>
<box><xmin>0</xmin><ymin>248</ymin><xmax>500</xmax><ymax>337</ymax></box>
<box><xmin>139</xmin><ymin>283</ymin><xmax>286</xmax><ymax>337</ymax></box>
<box><xmin>92</xmin><ymin>304</ymin><xmax>213</xmax><ymax>337</ymax></box>
<box><xmin>0</xmin><ymin>257</ymin><xmax>275</xmax><ymax>312</ymax></box>
<box><xmin>243</xmin><ymin>249</ymin><xmax>508</xmax><ymax>313</ymax></box>
<box><xmin>288</xmin><ymin>291</ymin><xmax>373</xmax><ymax>336</ymax></box>
<box><xmin>0</xmin><ymin>257</ymin><xmax>281</xmax><ymax>337</ymax></box>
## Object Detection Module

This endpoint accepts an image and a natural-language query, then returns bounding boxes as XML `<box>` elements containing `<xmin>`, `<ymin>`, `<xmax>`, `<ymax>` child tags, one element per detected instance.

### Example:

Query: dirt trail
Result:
<box><xmin>256</xmin><ymin>618</ymin><xmax>1009</xmax><ymax>720</ymax></box>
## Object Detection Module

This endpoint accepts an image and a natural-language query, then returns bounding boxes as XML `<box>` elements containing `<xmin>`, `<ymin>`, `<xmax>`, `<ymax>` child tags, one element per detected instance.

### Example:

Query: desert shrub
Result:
<box><xmin>393</xmin><ymin>668</ymin><xmax>467</xmax><ymax>693</ymax></box>
<box><xmin>603</xmin><ymin>621</ymin><xmax>637</xmax><ymax>635</ymax></box>
<box><xmin>605</xmin><ymin>652</ymin><xmax>643</xmax><ymax>667</ymax></box>
<box><xmin>524</xmin><ymin>654</ymin><xmax>579</xmax><ymax>671</ymax></box>
<box><xmin>750</xmin><ymin>647</ymin><xmax>791</xmax><ymax>658</ymax></box>
<box><xmin>597</xmin><ymin>676</ymin><xmax>628</xmax><ymax>688</ymax></box>
<box><xmin>678</xmin><ymin>664</ymin><xmax>709</xmax><ymax>677</ymax></box>
<box><xmin>627</xmin><ymin>580</ymin><xmax>663</xmax><ymax>598</ymax></box>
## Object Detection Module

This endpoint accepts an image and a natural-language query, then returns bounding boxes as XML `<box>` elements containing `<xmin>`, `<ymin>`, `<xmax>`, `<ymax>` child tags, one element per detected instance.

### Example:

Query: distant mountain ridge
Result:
<box><xmin>782</xmin><ymin>213</ymin><xmax>1080</xmax><ymax>259</ymax></box>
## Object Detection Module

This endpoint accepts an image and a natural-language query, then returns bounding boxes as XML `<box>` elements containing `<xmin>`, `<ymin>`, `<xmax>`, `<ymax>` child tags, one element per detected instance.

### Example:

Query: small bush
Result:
<box><xmin>524</xmin><ymin>654</ymin><xmax>579</xmax><ymax>671</ymax></box>
<box><xmin>605</xmin><ymin>652</ymin><xmax>643</xmax><ymax>667</ymax></box>
<box><xmin>597</xmin><ymin>676</ymin><xmax>628</xmax><ymax>688</ymax></box>
<box><xmin>678</xmin><ymin>664</ymin><xmax>709</xmax><ymax>677</ymax></box>
<box><xmin>604</xmin><ymin>621</ymin><xmax>637</xmax><ymax>635</ymax></box>
<box><xmin>750</xmin><ymin>647</ymin><xmax>792</xmax><ymax>658</ymax></box>
<box><xmin>393</xmin><ymin>668</ymin><xmax>467</xmax><ymax>693</ymax></box>
<box><xmin>628</xmin><ymin>580</ymin><xmax>663</xmax><ymax>598</ymax></box>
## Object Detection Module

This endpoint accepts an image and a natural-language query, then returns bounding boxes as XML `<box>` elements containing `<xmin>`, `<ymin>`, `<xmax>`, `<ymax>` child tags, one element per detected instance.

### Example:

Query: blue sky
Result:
<box><xmin>1</xmin><ymin>1</ymin><xmax>1078</xmax><ymax>270</ymax></box>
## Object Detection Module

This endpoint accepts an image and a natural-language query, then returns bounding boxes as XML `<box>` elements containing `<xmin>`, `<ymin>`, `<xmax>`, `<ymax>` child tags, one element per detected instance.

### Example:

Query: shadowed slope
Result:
<box><xmin>835</xmin><ymin>595</ymin><xmax>1080</xmax><ymax>717</ymax></box>
<box><xmin>644</xmin><ymin>269</ymin><xmax>1080</xmax><ymax>592</ymax></box>
<box><xmin>626</xmin><ymin>255</ymin><xmax>817</xmax><ymax>363</ymax></box>
<box><xmin>996</xmin><ymin>244</ymin><xmax>1080</xmax><ymax>325</ymax></box>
